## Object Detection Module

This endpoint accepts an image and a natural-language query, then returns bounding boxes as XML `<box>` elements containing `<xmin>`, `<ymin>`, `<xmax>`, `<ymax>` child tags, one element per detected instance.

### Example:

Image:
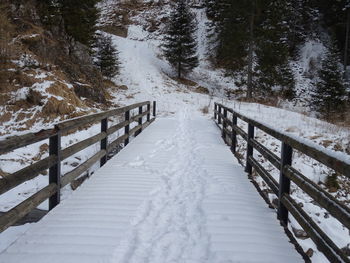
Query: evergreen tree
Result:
<box><xmin>94</xmin><ymin>34</ymin><xmax>119</xmax><ymax>79</ymax></box>
<box><xmin>255</xmin><ymin>0</ymin><xmax>295</xmax><ymax>98</ymax></box>
<box><xmin>312</xmin><ymin>40</ymin><xmax>347</xmax><ymax>118</ymax></box>
<box><xmin>205</xmin><ymin>0</ymin><xmax>266</xmax><ymax>98</ymax></box>
<box><xmin>163</xmin><ymin>0</ymin><xmax>198</xmax><ymax>79</ymax></box>
<box><xmin>59</xmin><ymin>0</ymin><xmax>100</xmax><ymax>47</ymax></box>
<box><xmin>206</xmin><ymin>0</ymin><xmax>254</xmax><ymax>74</ymax></box>
<box><xmin>286</xmin><ymin>0</ymin><xmax>318</xmax><ymax>55</ymax></box>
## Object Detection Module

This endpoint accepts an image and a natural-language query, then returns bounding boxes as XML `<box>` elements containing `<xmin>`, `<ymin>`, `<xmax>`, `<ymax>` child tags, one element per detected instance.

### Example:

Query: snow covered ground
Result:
<box><xmin>1</xmin><ymin>2</ymin><xmax>350</xmax><ymax>261</ymax></box>
<box><xmin>0</xmin><ymin>112</ymin><xmax>303</xmax><ymax>263</ymax></box>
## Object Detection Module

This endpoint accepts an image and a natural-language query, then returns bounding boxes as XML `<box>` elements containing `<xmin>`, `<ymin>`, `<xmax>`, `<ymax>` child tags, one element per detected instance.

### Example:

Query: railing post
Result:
<box><xmin>218</xmin><ymin>105</ymin><xmax>222</xmax><ymax>125</ymax></box>
<box><xmin>214</xmin><ymin>103</ymin><xmax>217</xmax><ymax>120</ymax></box>
<box><xmin>153</xmin><ymin>101</ymin><xmax>156</xmax><ymax>117</ymax></box>
<box><xmin>231</xmin><ymin>114</ymin><xmax>237</xmax><ymax>153</ymax></box>
<box><xmin>222</xmin><ymin>108</ymin><xmax>227</xmax><ymax>142</ymax></box>
<box><xmin>245</xmin><ymin>123</ymin><xmax>254</xmax><ymax>174</ymax></box>
<box><xmin>124</xmin><ymin>110</ymin><xmax>130</xmax><ymax>146</ymax></box>
<box><xmin>278</xmin><ymin>142</ymin><xmax>293</xmax><ymax>226</ymax></box>
<box><xmin>100</xmin><ymin>118</ymin><xmax>108</xmax><ymax>166</ymax></box>
<box><xmin>147</xmin><ymin>103</ymin><xmax>150</xmax><ymax>122</ymax></box>
<box><xmin>136</xmin><ymin>106</ymin><xmax>143</xmax><ymax>136</ymax></box>
<box><xmin>49</xmin><ymin>132</ymin><xmax>61</xmax><ymax>210</ymax></box>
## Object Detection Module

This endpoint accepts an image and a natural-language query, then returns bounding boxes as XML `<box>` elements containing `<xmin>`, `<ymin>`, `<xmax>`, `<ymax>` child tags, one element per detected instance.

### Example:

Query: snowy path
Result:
<box><xmin>0</xmin><ymin>111</ymin><xmax>302</xmax><ymax>263</ymax></box>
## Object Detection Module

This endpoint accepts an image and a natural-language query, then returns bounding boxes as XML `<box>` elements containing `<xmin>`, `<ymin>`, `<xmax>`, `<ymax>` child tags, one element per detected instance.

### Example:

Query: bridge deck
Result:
<box><xmin>0</xmin><ymin>113</ymin><xmax>303</xmax><ymax>263</ymax></box>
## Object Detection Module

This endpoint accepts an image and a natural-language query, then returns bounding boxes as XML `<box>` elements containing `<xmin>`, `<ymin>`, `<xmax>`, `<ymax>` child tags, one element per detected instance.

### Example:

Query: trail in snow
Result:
<box><xmin>113</xmin><ymin>109</ymin><xmax>211</xmax><ymax>263</ymax></box>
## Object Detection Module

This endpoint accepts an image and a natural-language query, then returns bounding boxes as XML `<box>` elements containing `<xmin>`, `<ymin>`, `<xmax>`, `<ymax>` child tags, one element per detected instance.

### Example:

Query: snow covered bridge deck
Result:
<box><xmin>0</xmin><ymin>111</ymin><xmax>302</xmax><ymax>263</ymax></box>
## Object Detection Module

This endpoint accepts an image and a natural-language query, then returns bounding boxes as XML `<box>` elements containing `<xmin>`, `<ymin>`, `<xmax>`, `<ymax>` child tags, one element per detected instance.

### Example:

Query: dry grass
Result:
<box><xmin>171</xmin><ymin>77</ymin><xmax>198</xmax><ymax>87</ymax></box>
<box><xmin>201</xmin><ymin>106</ymin><xmax>209</xmax><ymax>114</ymax></box>
<box><xmin>195</xmin><ymin>86</ymin><xmax>209</xmax><ymax>94</ymax></box>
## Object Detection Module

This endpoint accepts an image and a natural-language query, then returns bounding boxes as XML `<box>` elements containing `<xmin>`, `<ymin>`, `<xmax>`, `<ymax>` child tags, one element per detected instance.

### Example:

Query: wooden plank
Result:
<box><xmin>49</xmin><ymin>133</ymin><xmax>61</xmax><ymax>210</ymax></box>
<box><xmin>61</xmin><ymin>150</ymin><xmax>106</xmax><ymax>187</ymax></box>
<box><xmin>56</xmin><ymin>101</ymin><xmax>150</xmax><ymax>133</ymax></box>
<box><xmin>130</xmin><ymin>110</ymin><xmax>150</xmax><ymax>123</ymax></box>
<box><xmin>107</xmin><ymin>134</ymin><xmax>129</xmax><ymax>153</ymax></box>
<box><xmin>277</xmin><ymin>143</ymin><xmax>293</xmax><ymax>225</ymax></box>
<box><xmin>232</xmin><ymin>125</ymin><xmax>248</xmax><ymax>141</ymax></box>
<box><xmin>100</xmin><ymin>118</ymin><xmax>108</xmax><ymax>167</ymax></box>
<box><xmin>142</xmin><ymin>118</ymin><xmax>155</xmax><ymax>129</ymax></box>
<box><xmin>217</xmin><ymin>112</ymin><xmax>233</xmax><ymax>127</ymax></box>
<box><xmin>0</xmin><ymin>128</ymin><xmax>57</xmax><ymax>155</ymax></box>
<box><xmin>248</xmin><ymin>156</ymin><xmax>279</xmax><ymax>195</ymax></box>
<box><xmin>0</xmin><ymin>155</ymin><xmax>57</xmax><ymax>195</ymax></box>
<box><xmin>284</xmin><ymin>165</ymin><xmax>350</xmax><ymax>230</ymax></box>
<box><xmin>107</xmin><ymin>118</ymin><xmax>155</xmax><ymax>153</ymax></box>
<box><xmin>0</xmin><ymin>102</ymin><xmax>150</xmax><ymax>155</ymax></box>
<box><xmin>281</xmin><ymin>194</ymin><xmax>349</xmax><ymax>263</ymax></box>
<box><xmin>249</xmin><ymin>138</ymin><xmax>281</xmax><ymax>169</ymax></box>
<box><xmin>61</xmin><ymin>132</ymin><xmax>106</xmax><ymax>161</ymax></box>
<box><xmin>129</xmin><ymin>124</ymin><xmax>142</xmax><ymax>136</ymax></box>
<box><xmin>0</xmin><ymin>183</ymin><xmax>57</xmax><ymax>233</ymax></box>
<box><xmin>221</xmin><ymin>104</ymin><xmax>350</xmax><ymax>178</ymax></box>
<box><xmin>107</xmin><ymin>120</ymin><xmax>129</xmax><ymax>136</ymax></box>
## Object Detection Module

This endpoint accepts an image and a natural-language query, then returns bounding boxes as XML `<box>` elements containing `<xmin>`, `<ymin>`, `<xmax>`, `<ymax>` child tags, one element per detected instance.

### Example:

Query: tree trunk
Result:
<box><xmin>178</xmin><ymin>61</ymin><xmax>181</xmax><ymax>79</ymax></box>
<box><xmin>344</xmin><ymin>8</ymin><xmax>350</xmax><ymax>81</ymax></box>
<box><xmin>247</xmin><ymin>1</ymin><xmax>255</xmax><ymax>99</ymax></box>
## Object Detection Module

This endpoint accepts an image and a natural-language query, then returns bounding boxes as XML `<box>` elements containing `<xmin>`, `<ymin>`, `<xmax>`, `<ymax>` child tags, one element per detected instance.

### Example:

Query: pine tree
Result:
<box><xmin>94</xmin><ymin>34</ymin><xmax>119</xmax><ymax>79</ymax></box>
<box><xmin>163</xmin><ymin>0</ymin><xmax>198</xmax><ymax>79</ymax></box>
<box><xmin>205</xmin><ymin>0</ymin><xmax>266</xmax><ymax>98</ymax></box>
<box><xmin>59</xmin><ymin>0</ymin><xmax>100</xmax><ymax>47</ymax></box>
<box><xmin>208</xmin><ymin>0</ymin><xmax>253</xmax><ymax>74</ymax></box>
<box><xmin>255</xmin><ymin>0</ymin><xmax>295</xmax><ymax>98</ymax></box>
<box><xmin>312</xmin><ymin>40</ymin><xmax>347</xmax><ymax>118</ymax></box>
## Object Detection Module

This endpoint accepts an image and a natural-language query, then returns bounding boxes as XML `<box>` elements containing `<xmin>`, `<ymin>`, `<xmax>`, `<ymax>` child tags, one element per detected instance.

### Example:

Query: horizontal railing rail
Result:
<box><xmin>214</xmin><ymin>102</ymin><xmax>350</xmax><ymax>263</ymax></box>
<box><xmin>0</xmin><ymin>101</ymin><xmax>157</xmax><ymax>233</ymax></box>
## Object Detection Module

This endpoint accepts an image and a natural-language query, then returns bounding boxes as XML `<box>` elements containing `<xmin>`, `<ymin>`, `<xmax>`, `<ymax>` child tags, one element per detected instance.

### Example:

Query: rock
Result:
<box><xmin>306</xmin><ymin>248</ymin><xmax>314</xmax><ymax>258</ymax></box>
<box><xmin>71</xmin><ymin>41</ymin><xmax>93</xmax><ymax>65</ymax></box>
<box><xmin>341</xmin><ymin>245</ymin><xmax>350</xmax><ymax>256</ymax></box>
<box><xmin>70</xmin><ymin>162</ymin><xmax>80</xmax><ymax>167</ymax></box>
<box><xmin>118</xmin><ymin>85</ymin><xmax>128</xmax><ymax>90</ymax></box>
<box><xmin>74</xmin><ymin>84</ymin><xmax>106</xmax><ymax>103</ymax></box>
<box><xmin>292</xmin><ymin>227</ymin><xmax>309</xmax><ymax>240</ymax></box>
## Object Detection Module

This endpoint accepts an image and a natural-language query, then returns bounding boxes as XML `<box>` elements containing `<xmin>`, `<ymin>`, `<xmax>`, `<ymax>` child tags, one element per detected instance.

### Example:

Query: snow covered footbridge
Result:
<box><xmin>0</xmin><ymin>101</ymin><xmax>349</xmax><ymax>263</ymax></box>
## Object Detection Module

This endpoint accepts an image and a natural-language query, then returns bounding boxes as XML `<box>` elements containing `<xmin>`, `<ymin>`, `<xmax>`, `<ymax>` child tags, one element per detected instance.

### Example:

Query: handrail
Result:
<box><xmin>215</xmin><ymin>102</ymin><xmax>350</xmax><ymax>178</ymax></box>
<box><xmin>214</xmin><ymin>102</ymin><xmax>350</xmax><ymax>263</ymax></box>
<box><xmin>0</xmin><ymin>101</ymin><xmax>157</xmax><ymax>233</ymax></box>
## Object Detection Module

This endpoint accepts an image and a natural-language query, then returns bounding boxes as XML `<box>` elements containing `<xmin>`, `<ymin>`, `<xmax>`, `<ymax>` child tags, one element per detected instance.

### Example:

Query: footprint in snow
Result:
<box><xmin>128</xmin><ymin>156</ymin><xmax>145</xmax><ymax>167</ymax></box>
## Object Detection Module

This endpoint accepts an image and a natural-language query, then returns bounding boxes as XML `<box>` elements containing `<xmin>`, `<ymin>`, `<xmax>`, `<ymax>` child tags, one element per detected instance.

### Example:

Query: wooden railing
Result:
<box><xmin>214</xmin><ymin>102</ymin><xmax>350</xmax><ymax>263</ymax></box>
<box><xmin>0</xmin><ymin>101</ymin><xmax>157</xmax><ymax>233</ymax></box>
